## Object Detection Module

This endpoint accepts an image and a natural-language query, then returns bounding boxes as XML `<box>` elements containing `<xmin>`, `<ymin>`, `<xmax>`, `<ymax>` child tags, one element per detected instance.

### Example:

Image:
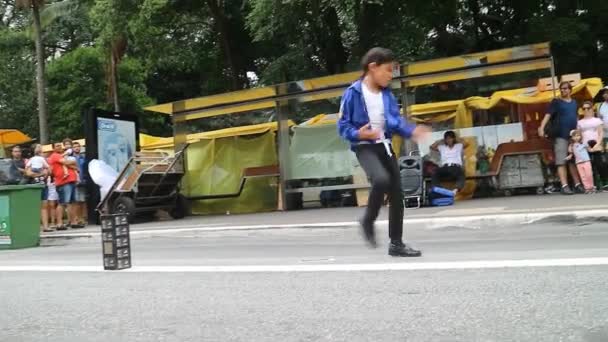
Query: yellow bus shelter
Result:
<box><xmin>145</xmin><ymin>42</ymin><xmax>556</xmax><ymax>210</ymax></box>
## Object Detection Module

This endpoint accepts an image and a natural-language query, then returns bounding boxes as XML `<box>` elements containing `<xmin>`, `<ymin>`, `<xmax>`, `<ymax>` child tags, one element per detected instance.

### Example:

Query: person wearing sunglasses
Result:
<box><xmin>538</xmin><ymin>81</ymin><xmax>583</xmax><ymax>195</ymax></box>
<box><xmin>578</xmin><ymin>100</ymin><xmax>608</xmax><ymax>190</ymax></box>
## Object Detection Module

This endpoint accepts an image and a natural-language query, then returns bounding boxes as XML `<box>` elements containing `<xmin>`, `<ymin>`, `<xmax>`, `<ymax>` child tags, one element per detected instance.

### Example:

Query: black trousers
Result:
<box><xmin>590</xmin><ymin>151</ymin><xmax>608</xmax><ymax>185</ymax></box>
<box><xmin>354</xmin><ymin>144</ymin><xmax>403</xmax><ymax>242</ymax></box>
<box><xmin>431</xmin><ymin>165</ymin><xmax>465</xmax><ymax>190</ymax></box>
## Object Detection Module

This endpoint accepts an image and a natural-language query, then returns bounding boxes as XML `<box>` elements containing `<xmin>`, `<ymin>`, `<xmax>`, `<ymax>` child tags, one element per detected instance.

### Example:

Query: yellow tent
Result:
<box><xmin>0</xmin><ymin>129</ymin><xmax>32</xmax><ymax>146</ymax></box>
<box><xmin>408</xmin><ymin>77</ymin><xmax>604</xmax><ymax>128</ymax></box>
<box><xmin>294</xmin><ymin>78</ymin><xmax>604</xmax><ymax>130</ymax></box>
<box><xmin>0</xmin><ymin>129</ymin><xmax>32</xmax><ymax>158</ymax></box>
<box><xmin>139</xmin><ymin>133</ymin><xmax>166</xmax><ymax>148</ymax></box>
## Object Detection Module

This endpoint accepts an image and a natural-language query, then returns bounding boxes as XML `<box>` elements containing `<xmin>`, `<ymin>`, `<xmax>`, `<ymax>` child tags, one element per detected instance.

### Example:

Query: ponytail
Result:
<box><xmin>361</xmin><ymin>47</ymin><xmax>395</xmax><ymax>76</ymax></box>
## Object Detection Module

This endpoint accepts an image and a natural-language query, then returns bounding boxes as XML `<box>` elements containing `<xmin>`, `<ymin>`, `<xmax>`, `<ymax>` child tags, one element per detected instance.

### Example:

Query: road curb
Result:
<box><xmin>40</xmin><ymin>208</ymin><xmax>608</xmax><ymax>241</ymax></box>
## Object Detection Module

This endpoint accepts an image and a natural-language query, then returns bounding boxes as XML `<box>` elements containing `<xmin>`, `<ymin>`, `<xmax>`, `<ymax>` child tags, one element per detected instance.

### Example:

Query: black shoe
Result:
<box><xmin>574</xmin><ymin>184</ymin><xmax>585</xmax><ymax>194</ymax></box>
<box><xmin>359</xmin><ymin>219</ymin><xmax>377</xmax><ymax>248</ymax></box>
<box><xmin>388</xmin><ymin>241</ymin><xmax>422</xmax><ymax>257</ymax></box>
<box><xmin>561</xmin><ymin>186</ymin><xmax>574</xmax><ymax>195</ymax></box>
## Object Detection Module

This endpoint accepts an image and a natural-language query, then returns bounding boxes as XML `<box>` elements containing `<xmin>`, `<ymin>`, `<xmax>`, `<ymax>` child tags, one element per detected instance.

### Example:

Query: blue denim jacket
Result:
<box><xmin>337</xmin><ymin>79</ymin><xmax>416</xmax><ymax>149</ymax></box>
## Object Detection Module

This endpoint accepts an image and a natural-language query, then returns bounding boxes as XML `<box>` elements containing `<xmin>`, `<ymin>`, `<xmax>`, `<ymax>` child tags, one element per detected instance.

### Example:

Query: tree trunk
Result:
<box><xmin>320</xmin><ymin>6</ymin><xmax>348</xmax><ymax>74</ymax></box>
<box><xmin>32</xmin><ymin>2</ymin><xmax>49</xmax><ymax>144</ymax></box>
<box><xmin>206</xmin><ymin>0</ymin><xmax>240</xmax><ymax>90</ymax></box>
<box><xmin>110</xmin><ymin>52</ymin><xmax>120</xmax><ymax>112</ymax></box>
<box><xmin>107</xmin><ymin>36</ymin><xmax>127</xmax><ymax>112</ymax></box>
<box><xmin>354</xmin><ymin>0</ymin><xmax>380</xmax><ymax>59</ymax></box>
<box><xmin>467</xmin><ymin>0</ymin><xmax>481</xmax><ymax>49</ymax></box>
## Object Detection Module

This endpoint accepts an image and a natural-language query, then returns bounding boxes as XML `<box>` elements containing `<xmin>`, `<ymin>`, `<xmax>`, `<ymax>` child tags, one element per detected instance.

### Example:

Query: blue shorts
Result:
<box><xmin>57</xmin><ymin>183</ymin><xmax>77</xmax><ymax>205</ymax></box>
<box><xmin>75</xmin><ymin>185</ymin><xmax>87</xmax><ymax>203</ymax></box>
<box><xmin>41</xmin><ymin>187</ymin><xmax>48</xmax><ymax>201</ymax></box>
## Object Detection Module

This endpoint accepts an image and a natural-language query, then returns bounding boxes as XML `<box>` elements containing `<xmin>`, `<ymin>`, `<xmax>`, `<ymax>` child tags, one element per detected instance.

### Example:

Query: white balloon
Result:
<box><xmin>88</xmin><ymin>159</ymin><xmax>118</xmax><ymax>200</ymax></box>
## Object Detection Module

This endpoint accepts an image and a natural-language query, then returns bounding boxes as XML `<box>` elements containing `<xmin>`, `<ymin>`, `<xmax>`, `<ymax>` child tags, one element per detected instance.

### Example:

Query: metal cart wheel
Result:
<box><xmin>169</xmin><ymin>194</ymin><xmax>190</xmax><ymax>219</ymax></box>
<box><xmin>503</xmin><ymin>189</ymin><xmax>513</xmax><ymax>197</ymax></box>
<box><xmin>111</xmin><ymin>196</ymin><xmax>136</xmax><ymax>223</ymax></box>
<box><xmin>535</xmin><ymin>186</ymin><xmax>545</xmax><ymax>195</ymax></box>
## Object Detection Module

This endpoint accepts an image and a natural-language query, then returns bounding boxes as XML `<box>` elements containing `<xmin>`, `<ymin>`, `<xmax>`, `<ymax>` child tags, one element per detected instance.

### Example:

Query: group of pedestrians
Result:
<box><xmin>539</xmin><ymin>82</ymin><xmax>608</xmax><ymax>194</ymax></box>
<box><xmin>9</xmin><ymin>139</ymin><xmax>87</xmax><ymax>232</ymax></box>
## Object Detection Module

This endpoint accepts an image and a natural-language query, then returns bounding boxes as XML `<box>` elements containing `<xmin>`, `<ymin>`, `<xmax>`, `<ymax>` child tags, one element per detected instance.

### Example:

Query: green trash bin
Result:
<box><xmin>0</xmin><ymin>184</ymin><xmax>44</xmax><ymax>249</ymax></box>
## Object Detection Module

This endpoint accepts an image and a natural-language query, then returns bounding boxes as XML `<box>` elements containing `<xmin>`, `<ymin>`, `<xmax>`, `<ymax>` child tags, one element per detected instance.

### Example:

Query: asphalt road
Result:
<box><xmin>2</xmin><ymin>219</ymin><xmax>608</xmax><ymax>341</ymax></box>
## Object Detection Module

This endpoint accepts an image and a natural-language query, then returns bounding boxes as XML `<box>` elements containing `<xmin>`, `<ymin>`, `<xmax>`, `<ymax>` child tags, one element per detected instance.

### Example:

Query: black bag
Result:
<box><xmin>544</xmin><ymin>99</ymin><xmax>561</xmax><ymax>139</ymax></box>
<box><xmin>598</xmin><ymin>153</ymin><xmax>608</xmax><ymax>181</ymax></box>
<box><xmin>6</xmin><ymin>160</ymin><xmax>24</xmax><ymax>185</ymax></box>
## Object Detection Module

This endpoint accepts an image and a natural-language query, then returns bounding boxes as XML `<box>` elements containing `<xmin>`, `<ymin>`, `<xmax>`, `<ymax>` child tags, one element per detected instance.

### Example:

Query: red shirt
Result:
<box><xmin>48</xmin><ymin>152</ymin><xmax>78</xmax><ymax>187</ymax></box>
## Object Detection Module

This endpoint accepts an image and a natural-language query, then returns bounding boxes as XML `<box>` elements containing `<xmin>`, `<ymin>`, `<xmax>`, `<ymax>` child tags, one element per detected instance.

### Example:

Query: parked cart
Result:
<box><xmin>96</xmin><ymin>146</ymin><xmax>189</xmax><ymax>222</ymax></box>
<box><xmin>496</xmin><ymin>152</ymin><xmax>546</xmax><ymax>196</ymax></box>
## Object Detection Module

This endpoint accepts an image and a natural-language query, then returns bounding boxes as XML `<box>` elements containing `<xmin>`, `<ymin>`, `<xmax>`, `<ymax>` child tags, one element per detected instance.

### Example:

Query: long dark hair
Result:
<box><xmin>361</xmin><ymin>47</ymin><xmax>395</xmax><ymax>75</ymax></box>
<box><xmin>444</xmin><ymin>131</ymin><xmax>457</xmax><ymax>140</ymax></box>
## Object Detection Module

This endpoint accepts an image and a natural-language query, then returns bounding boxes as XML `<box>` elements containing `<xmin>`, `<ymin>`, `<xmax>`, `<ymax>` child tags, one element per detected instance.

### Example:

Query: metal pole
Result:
<box><xmin>275</xmin><ymin>84</ymin><xmax>290</xmax><ymax>211</ymax></box>
<box><xmin>172</xmin><ymin>102</ymin><xmax>190</xmax><ymax>173</ymax></box>
<box><xmin>550</xmin><ymin>56</ymin><xmax>557</xmax><ymax>98</ymax></box>
<box><xmin>399</xmin><ymin>64</ymin><xmax>414</xmax><ymax>156</ymax></box>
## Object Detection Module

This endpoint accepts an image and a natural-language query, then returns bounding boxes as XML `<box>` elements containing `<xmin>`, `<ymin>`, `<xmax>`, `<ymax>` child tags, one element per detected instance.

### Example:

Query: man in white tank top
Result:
<box><xmin>430</xmin><ymin>131</ymin><xmax>468</xmax><ymax>194</ymax></box>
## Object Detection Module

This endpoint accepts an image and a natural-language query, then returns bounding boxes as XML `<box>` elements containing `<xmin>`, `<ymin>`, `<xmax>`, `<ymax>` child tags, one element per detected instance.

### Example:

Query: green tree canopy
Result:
<box><xmin>1</xmin><ymin>0</ymin><xmax>608</xmax><ymax>142</ymax></box>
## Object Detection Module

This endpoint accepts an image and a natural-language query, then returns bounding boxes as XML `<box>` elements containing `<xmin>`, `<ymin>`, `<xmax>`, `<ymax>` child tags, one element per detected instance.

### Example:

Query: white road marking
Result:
<box><xmin>1</xmin><ymin>257</ymin><xmax>608</xmax><ymax>273</ymax></box>
<box><xmin>436</xmin><ymin>207</ymin><xmax>506</xmax><ymax>215</ymax></box>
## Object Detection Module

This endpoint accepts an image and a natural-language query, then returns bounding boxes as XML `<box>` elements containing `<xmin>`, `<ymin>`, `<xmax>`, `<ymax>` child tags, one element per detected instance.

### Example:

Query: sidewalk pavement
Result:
<box><xmin>41</xmin><ymin>193</ymin><xmax>608</xmax><ymax>239</ymax></box>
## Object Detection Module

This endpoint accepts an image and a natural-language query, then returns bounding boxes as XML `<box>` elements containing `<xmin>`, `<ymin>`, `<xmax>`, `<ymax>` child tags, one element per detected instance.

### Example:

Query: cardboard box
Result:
<box><xmin>560</xmin><ymin>73</ymin><xmax>581</xmax><ymax>88</ymax></box>
<box><xmin>537</xmin><ymin>77</ymin><xmax>559</xmax><ymax>92</ymax></box>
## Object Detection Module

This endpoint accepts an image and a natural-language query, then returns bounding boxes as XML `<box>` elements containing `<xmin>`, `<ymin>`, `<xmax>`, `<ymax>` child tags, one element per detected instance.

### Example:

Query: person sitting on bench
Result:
<box><xmin>430</xmin><ymin>131</ymin><xmax>468</xmax><ymax>195</ymax></box>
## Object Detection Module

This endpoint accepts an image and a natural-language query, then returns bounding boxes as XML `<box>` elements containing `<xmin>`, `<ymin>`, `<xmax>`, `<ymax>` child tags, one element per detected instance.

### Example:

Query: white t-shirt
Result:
<box><xmin>362</xmin><ymin>83</ymin><xmax>386</xmax><ymax>143</ymax></box>
<box><xmin>438</xmin><ymin>143</ymin><xmax>464</xmax><ymax>166</ymax></box>
<box><xmin>26</xmin><ymin>155</ymin><xmax>49</xmax><ymax>171</ymax></box>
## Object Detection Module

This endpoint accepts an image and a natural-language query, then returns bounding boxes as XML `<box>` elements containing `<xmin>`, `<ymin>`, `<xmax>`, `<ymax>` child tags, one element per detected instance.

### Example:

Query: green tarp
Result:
<box><xmin>181</xmin><ymin>132</ymin><xmax>278</xmax><ymax>215</ymax></box>
<box><xmin>287</xmin><ymin>124</ymin><xmax>358</xmax><ymax>180</ymax></box>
